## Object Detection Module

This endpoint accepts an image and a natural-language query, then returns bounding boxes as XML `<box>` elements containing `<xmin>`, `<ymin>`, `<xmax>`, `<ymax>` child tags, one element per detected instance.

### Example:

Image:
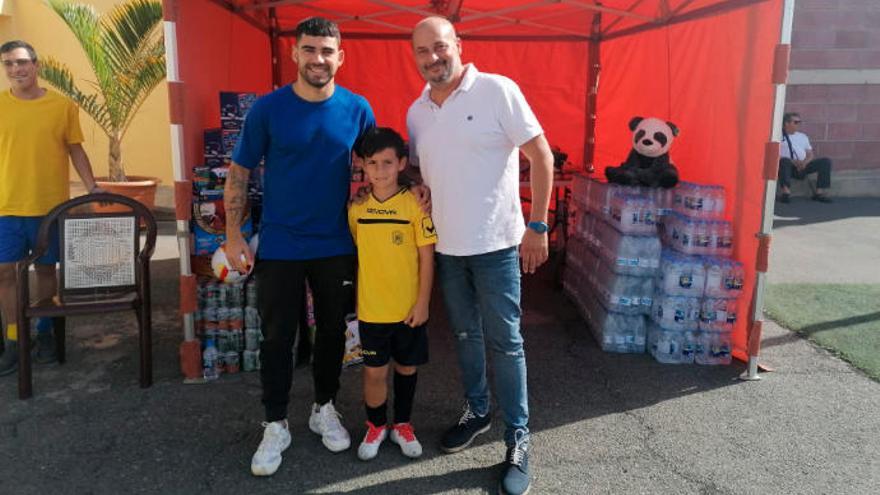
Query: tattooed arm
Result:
<box><xmin>224</xmin><ymin>163</ymin><xmax>253</xmax><ymax>272</ymax></box>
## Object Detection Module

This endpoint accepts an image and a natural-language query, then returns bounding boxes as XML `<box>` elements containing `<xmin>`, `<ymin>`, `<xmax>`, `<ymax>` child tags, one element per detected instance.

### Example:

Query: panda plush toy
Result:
<box><xmin>605</xmin><ymin>116</ymin><xmax>680</xmax><ymax>188</ymax></box>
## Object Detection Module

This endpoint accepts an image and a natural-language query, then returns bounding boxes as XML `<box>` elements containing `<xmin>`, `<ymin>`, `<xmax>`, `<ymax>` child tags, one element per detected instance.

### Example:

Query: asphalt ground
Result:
<box><xmin>1</xmin><ymin>199</ymin><xmax>879</xmax><ymax>494</ymax></box>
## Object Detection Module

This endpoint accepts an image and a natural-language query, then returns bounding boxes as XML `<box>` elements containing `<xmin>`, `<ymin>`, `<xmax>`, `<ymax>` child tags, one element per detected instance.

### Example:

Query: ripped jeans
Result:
<box><xmin>436</xmin><ymin>246</ymin><xmax>529</xmax><ymax>445</ymax></box>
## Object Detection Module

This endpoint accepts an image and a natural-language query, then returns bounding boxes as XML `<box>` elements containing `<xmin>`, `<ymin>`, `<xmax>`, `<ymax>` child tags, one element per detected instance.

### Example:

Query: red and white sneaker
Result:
<box><xmin>390</xmin><ymin>422</ymin><xmax>423</xmax><ymax>458</ymax></box>
<box><xmin>357</xmin><ymin>421</ymin><xmax>387</xmax><ymax>461</ymax></box>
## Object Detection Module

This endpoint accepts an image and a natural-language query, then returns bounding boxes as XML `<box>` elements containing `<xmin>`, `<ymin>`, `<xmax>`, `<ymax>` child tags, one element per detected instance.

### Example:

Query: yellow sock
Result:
<box><xmin>6</xmin><ymin>323</ymin><xmax>17</xmax><ymax>341</ymax></box>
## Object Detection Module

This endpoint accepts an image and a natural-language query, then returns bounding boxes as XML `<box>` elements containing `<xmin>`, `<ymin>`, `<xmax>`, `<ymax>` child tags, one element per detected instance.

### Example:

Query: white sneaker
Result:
<box><xmin>251</xmin><ymin>421</ymin><xmax>291</xmax><ymax>476</ymax></box>
<box><xmin>357</xmin><ymin>421</ymin><xmax>388</xmax><ymax>461</ymax></box>
<box><xmin>390</xmin><ymin>422</ymin><xmax>423</xmax><ymax>458</ymax></box>
<box><xmin>308</xmin><ymin>401</ymin><xmax>351</xmax><ymax>452</ymax></box>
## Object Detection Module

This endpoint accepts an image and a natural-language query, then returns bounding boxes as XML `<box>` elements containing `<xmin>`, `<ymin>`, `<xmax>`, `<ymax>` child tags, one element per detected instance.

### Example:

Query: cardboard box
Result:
<box><xmin>219</xmin><ymin>92</ymin><xmax>258</xmax><ymax>131</ymax></box>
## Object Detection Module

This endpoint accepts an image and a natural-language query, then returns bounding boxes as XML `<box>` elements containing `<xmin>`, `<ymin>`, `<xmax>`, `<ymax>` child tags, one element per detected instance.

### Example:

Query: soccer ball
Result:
<box><xmin>211</xmin><ymin>234</ymin><xmax>259</xmax><ymax>284</ymax></box>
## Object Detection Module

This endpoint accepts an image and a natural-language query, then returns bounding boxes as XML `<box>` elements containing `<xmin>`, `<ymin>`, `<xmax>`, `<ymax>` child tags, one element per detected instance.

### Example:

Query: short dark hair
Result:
<box><xmin>783</xmin><ymin>112</ymin><xmax>801</xmax><ymax>124</ymax></box>
<box><xmin>0</xmin><ymin>40</ymin><xmax>38</xmax><ymax>61</ymax></box>
<box><xmin>294</xmin><ymin>17</ymin><xmax>341</xmax><ymax>44</ymax></box>
<box><xmin>357</xmin><ymin>127</ymin><xmax>407</xmax><ymax>159</ymax></box>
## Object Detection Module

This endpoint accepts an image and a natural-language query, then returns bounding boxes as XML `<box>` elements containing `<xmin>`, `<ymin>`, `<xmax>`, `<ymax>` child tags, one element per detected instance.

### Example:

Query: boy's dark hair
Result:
<box><xmin>294</xmin><ymin>17</ymin><xmax>341</xmax><ymax>43</ymax></box>
<box><xmin>357</xmin><ymin>127</ymin><xmax>407</xmax><ymax>159</ymax></box>
<box><xmin>783</xmin><ymin>112</ymin><xmax>801</xmax><ymax>124</ymax></box>
<box><xmin>0</xmin><ymin>40</ymin><xmax>38</xmax><ymax>61</ymax></box>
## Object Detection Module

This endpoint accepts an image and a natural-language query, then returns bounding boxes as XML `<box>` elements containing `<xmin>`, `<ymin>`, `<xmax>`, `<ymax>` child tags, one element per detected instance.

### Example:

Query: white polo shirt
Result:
<box><xmin>406</xmin><ymin>64</ymin><xmax>543</xmax><ymax>256</ymax></box>
<box><xmin>781</xmin><ymin>131</ymin><xmax>812</xmax><ymax>161</ymax></box>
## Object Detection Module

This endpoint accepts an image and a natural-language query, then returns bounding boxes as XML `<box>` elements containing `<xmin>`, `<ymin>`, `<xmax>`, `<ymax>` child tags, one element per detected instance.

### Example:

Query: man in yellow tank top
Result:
<box><xmin>0</xmin><ymin>40</ymin><xmax>102</xmax><ymax>376</ymax></box>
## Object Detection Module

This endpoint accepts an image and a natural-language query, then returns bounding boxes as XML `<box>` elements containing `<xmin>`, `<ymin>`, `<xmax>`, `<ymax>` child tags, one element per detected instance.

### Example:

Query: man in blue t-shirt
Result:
<box><xmin>223</xmin><ymin>17</ymin><xmax>375</xmax><ymax>477</ymax></box>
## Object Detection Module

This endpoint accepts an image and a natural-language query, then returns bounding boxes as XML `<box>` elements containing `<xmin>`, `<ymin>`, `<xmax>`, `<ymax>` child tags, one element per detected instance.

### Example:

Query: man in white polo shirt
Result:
<box><xmin>406</xmin><ymin>16</ymin><xmax>554</xmax><ymax>495</ymax></box>
<box><xmin>779</xmin><ymin>112</ymin><xmax>832</xmax><ymax>203</ymax></box>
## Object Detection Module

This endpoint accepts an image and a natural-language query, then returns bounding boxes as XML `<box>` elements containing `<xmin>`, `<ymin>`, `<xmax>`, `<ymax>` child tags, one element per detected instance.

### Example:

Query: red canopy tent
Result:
<box><xmin>162</xmin><ymin>0</ymin><xmax>794</xmax><ymax>380</ymax></box>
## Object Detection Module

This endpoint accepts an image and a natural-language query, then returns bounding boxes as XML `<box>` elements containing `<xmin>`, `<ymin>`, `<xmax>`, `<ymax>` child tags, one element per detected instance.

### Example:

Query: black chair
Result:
<box><xmin>15</xmin><ymin>193</ymin><xmax>157</xmax><ymax>399</ymax></box>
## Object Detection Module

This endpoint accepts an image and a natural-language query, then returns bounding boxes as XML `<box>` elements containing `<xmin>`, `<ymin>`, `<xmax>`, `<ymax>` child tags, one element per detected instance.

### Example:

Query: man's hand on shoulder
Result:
<box><xmin>409</xmin><ymin>184</ymin><xmax>432</xmax><ymax>214</ymax></box>
<box><xmin>351</xmin><ymin>184</ymin><xmax>372</xmax><ymax>205</ymax></box>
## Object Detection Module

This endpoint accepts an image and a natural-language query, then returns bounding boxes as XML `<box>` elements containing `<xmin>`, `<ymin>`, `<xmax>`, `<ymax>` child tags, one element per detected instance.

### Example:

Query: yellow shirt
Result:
<box><xmin>349</xmin><ymin>188</ymin><xmax>437</xmax><ymax>323</ymax></box>
<box><xmin>0</xmin><ymin>89</ymin><xmax>84</xmax><ymax>216</ymax></box>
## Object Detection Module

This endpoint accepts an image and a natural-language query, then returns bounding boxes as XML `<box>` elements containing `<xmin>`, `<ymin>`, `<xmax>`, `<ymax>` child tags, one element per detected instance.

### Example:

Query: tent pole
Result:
<box><xmin>270</xmin><ymin>7</ymin><xmax>282</xmax><ymax>89</ymax></box>
<box><xmin>741</xmin><ymin>0</ymin><xmax>795</xmax><ymax>382</ymax></box>
<box><xmin>604</xmin><ymin>0</ymin><xmax>771</xmax><ymax>41</ymax></box>
<box><xmin>162</xmin><ymin>0</ymin><xmax>202</xmax><ymax>382</ymax></box>
<box><xmin>584</xmin><ymin>12</ymin><xmax>601</xmax><ymax>174</ymax></box>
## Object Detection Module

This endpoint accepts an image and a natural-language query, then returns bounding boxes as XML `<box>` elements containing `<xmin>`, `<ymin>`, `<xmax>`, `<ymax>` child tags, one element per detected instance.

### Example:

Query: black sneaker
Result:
<box><xmin>440</xmin><ymin>404</ymin><xmax>491</xmax><ymax>453</ymax></box>
<box><xmin>779</xmin><ymin>192</ymin><xmax>790</xmax><ymax>204</ymax></box>
<box><xmin>499</xmin><ymin>430</ymin><xmax>531</xmax><ymax>495</ymax></box>
<box><xmin>0</xmin><ymin>342</ymin><xmax>19</xmax><ymax>377</ymax></box>
<box><xmin>34</xmin><ymin>332</ymin><xmax>58</xmax><ymax>365</ymax></box>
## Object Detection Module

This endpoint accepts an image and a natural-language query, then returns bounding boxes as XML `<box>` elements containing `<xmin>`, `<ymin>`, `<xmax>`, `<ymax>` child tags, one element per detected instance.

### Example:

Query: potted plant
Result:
<box><xmin>39</xmin><ymin>0</ymin><xmax>166</xmax><ymax>208</ymax></box>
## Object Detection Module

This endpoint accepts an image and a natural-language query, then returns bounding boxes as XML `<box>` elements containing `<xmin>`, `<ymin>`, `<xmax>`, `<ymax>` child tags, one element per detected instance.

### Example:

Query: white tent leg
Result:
<box><xmin>740</xmin><ymin>0</ymin><xmax>796</xmax><ymax>382</ymax></box>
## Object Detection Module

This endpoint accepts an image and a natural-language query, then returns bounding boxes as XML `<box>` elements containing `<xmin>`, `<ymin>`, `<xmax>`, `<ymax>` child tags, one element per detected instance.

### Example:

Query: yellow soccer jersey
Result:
<box><xmin>349</xmin><ymin>188</ymin><xmax>437</xmax><ymax>323</ymax></box>
<box><xmin>0</xmin><ymin>89</ymin><xmax>84</xmax><ymax>216</ymax></box>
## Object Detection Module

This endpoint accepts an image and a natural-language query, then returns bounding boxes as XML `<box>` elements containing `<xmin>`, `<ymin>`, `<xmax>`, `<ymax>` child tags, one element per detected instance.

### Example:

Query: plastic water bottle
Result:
<box><xmin>203</xmin><ymin>338</ymin><xmax>220</xmax><ymax>381</ymax></box>
<box><xmin>696</xmin><ymin>330</ymin><xmax>732</xmax><ymax>365</ymax></box>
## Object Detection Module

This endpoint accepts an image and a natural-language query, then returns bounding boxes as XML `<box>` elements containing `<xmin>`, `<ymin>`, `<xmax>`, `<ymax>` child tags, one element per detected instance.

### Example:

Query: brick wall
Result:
<box><xmin>786</xmin><ymin>0</ymin><xmax>880</xmax><ymax>173</ymax></box>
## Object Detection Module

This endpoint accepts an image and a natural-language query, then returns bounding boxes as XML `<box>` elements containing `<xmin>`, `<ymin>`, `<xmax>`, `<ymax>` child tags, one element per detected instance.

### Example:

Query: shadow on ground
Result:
<box><xmin>0</xmin><ymin>255</ymin><xmax>751</xmax><ymax>494</ymax></box>
<box><xmin>772</xmin><ymin>197</ymin><xmax>880</xmax><ymax>229</ymax></box>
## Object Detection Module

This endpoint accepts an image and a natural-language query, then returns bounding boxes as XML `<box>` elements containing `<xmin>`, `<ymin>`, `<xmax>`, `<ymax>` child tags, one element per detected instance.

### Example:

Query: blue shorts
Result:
<box><xmin>0</xmin><ymin>216</ymin><xmax>60</xmax><ymax>264</ymax></box>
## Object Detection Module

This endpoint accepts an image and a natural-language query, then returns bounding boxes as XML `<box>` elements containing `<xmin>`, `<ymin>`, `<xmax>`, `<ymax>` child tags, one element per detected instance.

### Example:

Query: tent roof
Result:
<box><xmin>210</xmin><ymin>0</ymin><xmax>772</xmax><ymax>41</ymax></box>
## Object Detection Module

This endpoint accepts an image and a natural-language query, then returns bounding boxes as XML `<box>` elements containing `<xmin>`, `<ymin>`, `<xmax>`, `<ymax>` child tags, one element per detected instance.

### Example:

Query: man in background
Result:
<box><xmin>0</xmin><ymin>40</ymin><xmax>102</xmax><ymax>376</ymax></box>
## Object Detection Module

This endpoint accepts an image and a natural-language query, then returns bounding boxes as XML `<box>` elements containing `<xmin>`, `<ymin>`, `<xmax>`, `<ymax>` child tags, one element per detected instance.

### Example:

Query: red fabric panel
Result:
<box><xmin>179</xmin><ymin>274</ymin><xmax>198</xmax><ymax>314</ymax></box>
<box><xmin>280</xmin><ymin>39</ymin><xmax>589</xmax><ymax>165</ymax></box>
<box><xmin>174</xmin><ymin>180</ymin><xmax>193</xmax><ymax>220</ymax></box>
<box><xmin>764</xmin><ymin>141</ymin><xmax>780</xmax><ymax>180</ymax></box>
<box><xmin>773</xmin><ymin>44</ymin><xmax>790</xmax><ymax>84</ymax></box>
<box><xmin>176</xmin><ymin>0</ymin><xmax>273</xmax><ymax>174</ymax></box>
<box><xmin>756</xmin><ymin>233</ymin><xmax>771</xmax><ymax>273</ymax></box>
<box><xmin>167</xmin><ymin>81</ymin><xmax>185</xmax><ymax>124</ymax></box>
<box><xmin>747</xmin><ymin>319</ymin><xmax>764</xmax><ymax>357</ymax></box>
<box><xmin>595</xmin><ymin>1</ymin><xmax>783</xmax><ymax>357</ymax></box>
<box><xmin>162</xmin><ymin>0</ymin><xmax>178</xmax><ymax>22</ymax></box>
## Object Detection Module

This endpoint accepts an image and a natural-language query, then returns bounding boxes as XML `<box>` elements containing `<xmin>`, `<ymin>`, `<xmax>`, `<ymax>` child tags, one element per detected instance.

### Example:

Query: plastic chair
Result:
<box><xmin>15</xmin><ymin>193</ymin><xmax>157</xmax><ymax>399</ymax></box>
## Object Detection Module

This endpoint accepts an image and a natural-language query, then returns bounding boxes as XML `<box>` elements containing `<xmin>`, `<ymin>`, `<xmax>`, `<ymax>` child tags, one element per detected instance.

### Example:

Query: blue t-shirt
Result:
<box><xmin>232</xmin><ymin>85</ymin><xmax>375</xmax><ymax>260</ymax></box>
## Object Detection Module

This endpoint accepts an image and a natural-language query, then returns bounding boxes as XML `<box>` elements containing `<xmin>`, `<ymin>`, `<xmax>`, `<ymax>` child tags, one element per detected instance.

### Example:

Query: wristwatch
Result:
<box><xmin>527</xmin><ymin>221</ymin><xmax>549</xmax><ymax>234</ymax></box>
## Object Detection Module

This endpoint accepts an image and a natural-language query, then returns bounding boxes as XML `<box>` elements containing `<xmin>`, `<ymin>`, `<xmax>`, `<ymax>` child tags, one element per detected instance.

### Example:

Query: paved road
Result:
<box><xmin>769</xmin><ymin>197</ymin><xmax>880</xmax><ymax>284</ymax></box>
<box><xmin>2</xmin><ymin>243</ymin><xmax>879</xmax><ymax>493</ymax></box>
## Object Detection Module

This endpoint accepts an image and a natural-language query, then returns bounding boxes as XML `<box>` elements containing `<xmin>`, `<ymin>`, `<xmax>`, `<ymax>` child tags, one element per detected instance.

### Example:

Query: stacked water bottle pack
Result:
<box><xmin>564</xmin><ymin>176</ymin><xmax>663</xmax><ymax>353</ymax></box>
<box><xmin>195</xmin><ymin>277</ymin><xmax>263</xmax><ymax>380</ymax></box>
<box><xmin>648</xmin><ymin>182</ymin><xmax>743</xmax><ymax>365</ymax></box>
<box><xmin>565</xmin><ymin>176</ymin><xmax>744</xmax><ymax>366</ymax></box>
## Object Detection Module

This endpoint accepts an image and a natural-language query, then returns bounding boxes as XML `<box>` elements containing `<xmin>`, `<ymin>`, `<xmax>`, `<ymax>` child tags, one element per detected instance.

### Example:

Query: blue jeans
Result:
<box><xmin>436</xmin><ymin>246</ymin><xmax>528</xmax><ymax>446</ymax></box>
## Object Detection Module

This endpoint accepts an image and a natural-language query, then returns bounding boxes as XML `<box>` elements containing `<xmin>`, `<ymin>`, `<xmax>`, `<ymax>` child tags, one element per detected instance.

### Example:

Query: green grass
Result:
<box><xmin>765</xmin><ymin>284</ymin><xmax>880</xmax><ymax>380</ymax></box>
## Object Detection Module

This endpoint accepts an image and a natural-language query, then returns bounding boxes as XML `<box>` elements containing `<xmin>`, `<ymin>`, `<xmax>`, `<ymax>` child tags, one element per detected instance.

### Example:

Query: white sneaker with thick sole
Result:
<box><xmin>308</xmin><ymin>401</ymin><xmax>351</xmax><ymax>452</ymax></box>
<box><xmin>390</xmin><ymin>423</ymin><xmax>423</xmax><ymax>458</ymax></box>
<box><xmin>251</xmin><ymin>421</ymin><xmax>291</xmax><ymax>476</ymax></box>
<box><xmin>357</xmin><ymin>421</ymin><xmax>388</xmax><ymax>461</ymax></box>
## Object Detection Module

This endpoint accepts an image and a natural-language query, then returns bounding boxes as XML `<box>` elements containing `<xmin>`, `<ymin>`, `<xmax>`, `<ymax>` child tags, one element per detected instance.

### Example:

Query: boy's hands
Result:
<box><xmin>404</xmin><ymin>301</ymin><xmax>429</xmax><ymax>328</ymax></box>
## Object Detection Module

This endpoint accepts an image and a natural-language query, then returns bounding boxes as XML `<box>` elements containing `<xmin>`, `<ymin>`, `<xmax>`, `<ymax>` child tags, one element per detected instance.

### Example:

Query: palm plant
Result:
<box><xmin>40</xmin><ymin>0</ymin><xmax>166</xmax><ymax>182</ymax></box>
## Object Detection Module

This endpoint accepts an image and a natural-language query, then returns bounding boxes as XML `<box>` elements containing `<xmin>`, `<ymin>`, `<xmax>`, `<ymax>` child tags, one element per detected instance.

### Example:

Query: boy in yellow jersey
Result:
<box><xmin>348</xmin><ymin>127</ymin><xmax>437</xmax><ymax>461</ymax></box>
<box><xmin>0</xmin><ymin>40</ymin><xmax>102</xmax><ymax>376</ymax></box>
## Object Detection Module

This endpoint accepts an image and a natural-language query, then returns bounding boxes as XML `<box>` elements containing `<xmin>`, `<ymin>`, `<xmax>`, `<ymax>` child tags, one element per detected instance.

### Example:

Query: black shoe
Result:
<box><xmin>0</xmin><ymin>342</ymin><xmax>19</xmax><ymax>377</ymax></box>
<box><xmin>499</xmin><ymin>430</ymin><xmax>531</xmax><ymax>495</ymax></box>
<box><xmin>812</xmin><ymin>193</ymin><xmax>832</xmax><ymax>203</ymax></box>
<box><xmin>34</xmin><ymin>332</ymin><xmax>58</xmax><ymax>365</ymax></box>
<box><xmin>440</xmin><ymin>404</ymin><xmax>492</xmax><ymax>453</ymax></box>
<box><xmin>779</xmin><ymin>192</ymin><xmax>790</xmax><ymax>204</ymax></box>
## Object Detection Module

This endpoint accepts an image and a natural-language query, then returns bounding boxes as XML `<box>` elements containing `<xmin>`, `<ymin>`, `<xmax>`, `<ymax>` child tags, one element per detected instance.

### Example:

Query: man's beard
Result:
<box><xmin>423</xmin><ymin>60</ymin><xmax>453</xmax><ymax>84</ymax></box>
<box><xmin>300</xmin><ymin>64</ymin><xmax>334</xmax><ymax>88</ymax></box>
